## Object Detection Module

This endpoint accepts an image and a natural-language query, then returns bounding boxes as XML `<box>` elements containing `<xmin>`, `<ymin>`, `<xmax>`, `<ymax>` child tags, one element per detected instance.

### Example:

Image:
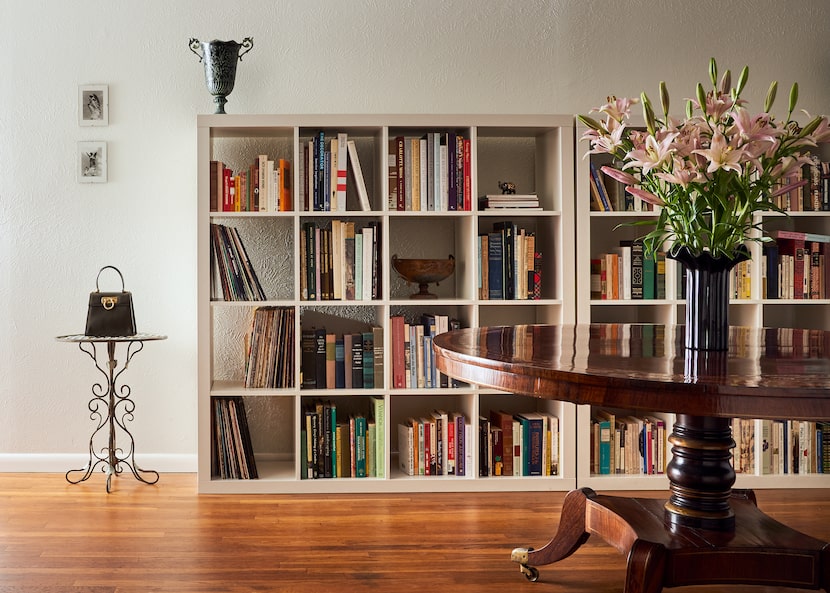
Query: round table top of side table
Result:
<box><xmin>56</xmin><ymin>333</ymin><xmax>167</xmax><ymax>343</ymax></box>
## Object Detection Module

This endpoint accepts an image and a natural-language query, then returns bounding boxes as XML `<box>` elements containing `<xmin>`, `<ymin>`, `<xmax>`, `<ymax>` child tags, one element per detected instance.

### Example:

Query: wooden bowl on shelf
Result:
<box><xmin>391</xmin><ymin>255</ymin><xmax>455</xmax><ymax>299</ymax></box>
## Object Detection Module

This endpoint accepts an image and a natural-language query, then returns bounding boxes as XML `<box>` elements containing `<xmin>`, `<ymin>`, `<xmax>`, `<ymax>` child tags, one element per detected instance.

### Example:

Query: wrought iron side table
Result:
<box><xmin>56</xmin><ymin>333</ymin><xmax>166</xmax><ymax>492</ymax></box>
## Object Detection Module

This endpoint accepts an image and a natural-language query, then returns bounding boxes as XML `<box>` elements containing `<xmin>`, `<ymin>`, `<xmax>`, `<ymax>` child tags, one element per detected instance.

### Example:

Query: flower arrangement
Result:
<box><xmin>579</xmin><ymin>58</ymin><xmax>830</xmax><ymax>260</ymax></box>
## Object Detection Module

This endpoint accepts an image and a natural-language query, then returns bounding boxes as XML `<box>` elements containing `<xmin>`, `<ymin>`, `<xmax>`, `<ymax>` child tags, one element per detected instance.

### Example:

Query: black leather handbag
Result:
<box><xmin>85</xmin><ymin>266</ymin><xmax>137</xmax><ymax>337</ymax></box>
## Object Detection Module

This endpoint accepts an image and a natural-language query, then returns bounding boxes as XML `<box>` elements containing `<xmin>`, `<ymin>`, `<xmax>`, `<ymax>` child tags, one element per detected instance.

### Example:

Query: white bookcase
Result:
<box><xmin>198</xmin><ymin>114</ymin><xmax>577</xmax><ymax>494</ymax></box>
<box><xmin>575</xmin><ymin>126</ymin><xmax>830</xmax><ymax>490</ymax></box>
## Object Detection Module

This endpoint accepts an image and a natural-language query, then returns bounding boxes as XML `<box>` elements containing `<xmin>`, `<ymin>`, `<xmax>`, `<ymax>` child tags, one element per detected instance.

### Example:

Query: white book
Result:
<box><xmin>419</xmin><ymin>138</ymin><xmax>428</xmax><ymax>211</ymax></box>
<box><xmin>439</xmin><ymin>143</ymin><xmax>448</xmax><ymax>211</ymax></box>
<box><xmin>347</xmin><ymin>140</ymin><xmax>371</xmax><ymax>211</ymax></box>
<box><xmin>397</xmin><ymin>422</ymin><xmax>414</xmax><ymax>476</ymax></box>
<box><xmin>329</xmin><ymin>138</ymin><xmax>339</xmax><ymax>211</ymax></box>
<box><xmin>354</xmin><ymin>232</ymin><xmax>363</xmax><ymax>301</ymax></box>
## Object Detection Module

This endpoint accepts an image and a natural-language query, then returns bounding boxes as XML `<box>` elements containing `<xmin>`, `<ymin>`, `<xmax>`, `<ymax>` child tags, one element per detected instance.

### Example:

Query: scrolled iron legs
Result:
<box><xmin>65</xmin><ymin>340</ymin><xmax>159</xmax><ymax>492</ymax></box>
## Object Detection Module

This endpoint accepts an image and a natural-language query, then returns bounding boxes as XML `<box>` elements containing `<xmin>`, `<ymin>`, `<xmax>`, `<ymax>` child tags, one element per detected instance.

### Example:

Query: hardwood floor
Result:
<box><xmin>0</xmin><ymin>474</ymin><xmax>827</xmax><ymax>592</ymax></box>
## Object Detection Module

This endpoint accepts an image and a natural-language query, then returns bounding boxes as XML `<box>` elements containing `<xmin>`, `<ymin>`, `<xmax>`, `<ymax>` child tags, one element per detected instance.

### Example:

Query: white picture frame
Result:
<box><xmin>78</xmin><ymin>141</ymin><xmax>107</xmax><ymax>183</ymax></box>
<box><xmin>79</xmin><ymin>84</ymin><xmax>108</xmax><ymax>126</ymax></box>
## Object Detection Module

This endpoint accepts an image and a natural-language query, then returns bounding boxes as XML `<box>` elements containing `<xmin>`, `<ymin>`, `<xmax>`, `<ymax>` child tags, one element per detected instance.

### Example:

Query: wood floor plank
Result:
<box><xmin>0</xmin><ymin>474</ymin><xmax>826</xmax><ymax>592</ymax></box>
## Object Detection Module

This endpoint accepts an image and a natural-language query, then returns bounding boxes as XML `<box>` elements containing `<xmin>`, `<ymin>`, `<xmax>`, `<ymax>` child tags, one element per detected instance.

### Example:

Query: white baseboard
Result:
<box><xmin>0</xmin><ymin>453</ymin><xmax>197</xmax><ymax>473</ymax></box>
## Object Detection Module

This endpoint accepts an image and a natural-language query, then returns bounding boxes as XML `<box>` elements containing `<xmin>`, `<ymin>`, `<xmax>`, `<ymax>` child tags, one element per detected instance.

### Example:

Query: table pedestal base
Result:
<box><xmin>65</xmin><ymin>340</ymin><xmax>159</xmax><ymax>493</ymax></box>
<box><xmin>512</xmin><ymin>488</ymin><xmax>829</xmax><ymax>592</ymax></box>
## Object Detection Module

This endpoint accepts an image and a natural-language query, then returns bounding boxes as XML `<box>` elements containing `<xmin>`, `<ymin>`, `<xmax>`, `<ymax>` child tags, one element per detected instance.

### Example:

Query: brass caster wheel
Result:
<box><xmin>521</xmin><ymin>565</ymin><xmax>539</xmax><ymax>582</ymax></box>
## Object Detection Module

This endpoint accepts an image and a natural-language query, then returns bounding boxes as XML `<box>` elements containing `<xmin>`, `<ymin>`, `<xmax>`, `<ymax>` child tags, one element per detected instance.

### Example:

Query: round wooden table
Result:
<box><xmin>433</xmin><ymin>324</ymin><xmax>830</xmax><ymax>592</ymax></box>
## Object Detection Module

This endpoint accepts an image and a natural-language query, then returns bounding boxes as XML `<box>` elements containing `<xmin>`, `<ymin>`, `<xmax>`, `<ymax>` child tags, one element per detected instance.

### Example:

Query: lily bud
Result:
<box><xmin>659</xmin><ymin>81</ymin><xmax>670</xmax><ymax>118</ymax></box>
<box><xmin>798</xmin><ymin>115</ymin><xmax>822</xmax><ymax>138</ymax></box>
<box><xmin>641</xmin><ymin>91</ymin><xmax>656</xmax><ymax>135</ymax></box>
<box><xmin>764</xmin><ymin>81</ymin><xmax>778</xmax><ymax>113</ymax></box>
<box><xmin>696</xmin><ymin>83</ymin><xmax>707</xmax><ymax>112</ymax></box>
<box><xmin>788</xmin><ymin>82</ymin><xmax>799</xmax><ymax>117</ymax></box>
<box><xmin>735</xmin><ymin>65</ymin><xmax>748</xmax><ymax>97</ymax></box>
<box><xmin>709</xmin><ymin>57</ymin><xmax>718</xmax><ymax>87</ymax></box>
<box><xmin>686</xmin><ymin>99</ymin><xmax>693</xmax><ymax>119</ymax></box>
<box><xmin>577</xmin><ymin>115</ymin><xmax>603</xmax><ymax>131</ymax></box>
<box><xmin>719</xmin><ymin>69</ymin><xmax>731</xmax><ymax>96</ymax></box>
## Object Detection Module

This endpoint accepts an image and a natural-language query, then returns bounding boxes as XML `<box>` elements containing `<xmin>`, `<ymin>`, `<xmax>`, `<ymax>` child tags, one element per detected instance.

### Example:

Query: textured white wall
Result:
<box><xmin>1</xmin><ymin>0</ymin><xmax>828</xmax><ymax>470</ymax></box>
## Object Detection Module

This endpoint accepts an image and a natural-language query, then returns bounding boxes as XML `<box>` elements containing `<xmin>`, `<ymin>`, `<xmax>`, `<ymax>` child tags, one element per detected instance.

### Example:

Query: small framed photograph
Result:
<box><xmin>78</xmin><ymin>141</ymin><xmax>107</xmax><ymax>183</ymax></box>
<box><xmin>79</xmin><ymin>84</ymin><xmax>108</xmax><ymax>126</ymax></box>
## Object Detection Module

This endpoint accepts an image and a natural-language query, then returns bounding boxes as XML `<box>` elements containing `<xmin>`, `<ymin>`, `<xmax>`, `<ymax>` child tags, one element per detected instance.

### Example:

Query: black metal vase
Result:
<box><xmin>189</xmin><ymin>37</ymin><xmax>253</xmax><ymax>114</ymax></box>
<box><xmin>671</xmin><ymin>246</ymin><xmax>750</xmax><ymax>351</ymax></box>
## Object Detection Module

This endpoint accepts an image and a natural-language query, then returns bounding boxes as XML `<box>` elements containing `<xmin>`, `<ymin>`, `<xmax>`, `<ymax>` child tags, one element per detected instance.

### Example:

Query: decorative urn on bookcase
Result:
<box><xmin>579</xmin><ymin>57</ymin><xmax>830</xmax><ymax>350</ymax></box>
<box><xmin>391</xmin><ymin>255</ymin><xmax>455</xmax><ymax>299</ymax></box>
<box><xmin>189</xmin><ymin>37</ymin><xmax>253</xmax><ymax>114</ymax></box>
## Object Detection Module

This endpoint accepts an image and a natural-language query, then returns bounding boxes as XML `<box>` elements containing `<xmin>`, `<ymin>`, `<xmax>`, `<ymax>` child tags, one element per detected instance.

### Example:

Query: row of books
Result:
<box><xmin>210</xmin><ymin>223</ymin><xmax>266</xmax><ymax>301</ymax></box>
<box><xmin>478</xmin><ymin>222</ymin><xmax>542</xmax><ymax>300</ymax></box>
<box><xmin>389</xmin><ymin>314</ymin><xmax>458</xmax><ymax>390</ymax></box>
<box><xmin>733</xmin><ymin>418</ymin><xmax>830</xmax><ymax>475</ymax></box>
<box><xmin>243</xmin><ymin>307</ymin><xmax>295</xmax><ymax>389</ymax></box>
<box><xmin>590</xmin><ymin>410</ymin><xmax>667</xmax><ymax>476</ymax></box>
<box><xmin>301</xmin><ymin>397</ymin><xmax>385</xmax><ymax>478</ymax></box>
<box><xmin>300</xmin><ymin>220</ymin><xmax>381</xmax><ymax>301</ymax></box>
<box><xmin>300</xmin><ymin>132</ymin><xmax>371</xmax><ymax>212</ymax></box>
<box><xmin>591</xmin><ymin>242</ymin><xmax>666</xmax><ymax>300</ymax></box>
<box><xmin>589</xmin><ymin>162</ymin><xmax>656</xmax><ymax>212</ymax></box>
<box><xmin>301</xmin><ymin>220</ymin><xmax>381</xmax><ymax>301</ymax></box>
<box><xmin>210</xmin><ymin>156</ymin><xmax>292</xmax><ymax>213</ymax></box>
<box><xmin>480</xmin><ymin>411</ymin><xmax>560</xmax><ymax>477</ymax></box>
<box><xmin>398</xmin><ymin>411</ymin><xmax>470</xmax><ymax>476</ymax></box>
<box><xmin>763</xmin><ymin>230</ymin><xmax>830</xmax><ymax>300</ymax></box>
<box><xmin>388</xmin><ymin>132</ymin><xmax>472</xmax><ymax>212</ymax></box>
<box><xmin>771</xmin><ymin>156</ymin><xmax>830</xmax><ymax>212</ymax></box>
<box><xmin>211</xmin><ymin>397</ymin><xmax>258</xmax><ymax>479</ymax></box>
<box><xmin>300</xmin><ymin>327</ymin><xmax>383</xmax><ymax>390</ymax></box>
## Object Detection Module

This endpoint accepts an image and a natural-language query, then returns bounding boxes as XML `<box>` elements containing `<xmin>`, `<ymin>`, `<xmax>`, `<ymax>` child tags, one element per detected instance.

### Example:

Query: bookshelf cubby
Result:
<box><xmin>198</xmin><ymin>114</ymin><xmax>577</xmax><ymax>493</ymax></box>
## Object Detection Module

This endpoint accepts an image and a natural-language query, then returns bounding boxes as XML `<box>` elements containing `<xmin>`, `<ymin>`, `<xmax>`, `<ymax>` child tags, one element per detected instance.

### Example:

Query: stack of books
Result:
<box><xmin>478</xmin><ymin>194</ymin><xmax>540</xmax><ymax>210</ymax></box>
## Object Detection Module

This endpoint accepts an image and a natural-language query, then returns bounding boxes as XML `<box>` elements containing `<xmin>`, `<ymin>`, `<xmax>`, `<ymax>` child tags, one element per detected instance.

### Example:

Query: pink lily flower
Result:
<box><xmin>692</xmin><ymin>131</ymin><xmax>744</xmax><ymax>174</ymax></box>
<box><xmin>623</xmin><ymin>133</ymin><xmax>677</xmax><ymax>174</ymax></box>
<box><xmin>596</xmin><ymin>96</ymin><xmax>639</xmax><ymax>123</ymax></box>
<box><xmin>587</xmin><ymin>123</ymin><xmax>626</xmax><ymax>155</ymax></box>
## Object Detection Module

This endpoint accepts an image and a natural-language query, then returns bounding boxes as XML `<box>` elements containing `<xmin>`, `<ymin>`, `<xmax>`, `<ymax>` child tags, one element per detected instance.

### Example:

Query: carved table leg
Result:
<box><xmin>624</xmin><ymin>540</ymin><xmax>666</xmax><ymax>593</ymax></box>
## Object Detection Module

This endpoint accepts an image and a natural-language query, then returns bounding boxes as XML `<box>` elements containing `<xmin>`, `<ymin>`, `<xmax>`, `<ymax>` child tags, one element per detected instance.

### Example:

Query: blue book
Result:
<box><xmin>487</xmin><ymin>232</ymin><xmax>504</xmax><ymax>299</ymax></box>
<box><xmin>765</xmin><ymin>244</ymin><xmax>779</xmax><ymax>299</ymax></box>
<box><xmin>334</xmin><ymin>337</ymin><xmax>345</xmax><ymax>389</ymax></box>
<box><xmin>362</xmin><ymin>331</ymin><xmax>374</xmax><ymax>389</ymax></box>
<box><xmin>514</xmin><ymin>413</ymin><xmax>544</xmax><ymax>476</ymax></box>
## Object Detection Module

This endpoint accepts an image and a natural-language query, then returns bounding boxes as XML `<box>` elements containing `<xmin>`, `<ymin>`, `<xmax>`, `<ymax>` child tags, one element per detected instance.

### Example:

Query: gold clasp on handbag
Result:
<box><xmin>101</xmin><ymin>296</ymin><xmax>118</xmax><ymax>310</ymax></box>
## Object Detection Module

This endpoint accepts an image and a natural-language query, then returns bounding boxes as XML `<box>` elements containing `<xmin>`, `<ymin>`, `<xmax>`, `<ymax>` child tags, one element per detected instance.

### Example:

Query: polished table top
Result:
<box><xmin>433</xmin><ymin>324</ymin><xmax>830</xmax><ymax>421</ymax></box>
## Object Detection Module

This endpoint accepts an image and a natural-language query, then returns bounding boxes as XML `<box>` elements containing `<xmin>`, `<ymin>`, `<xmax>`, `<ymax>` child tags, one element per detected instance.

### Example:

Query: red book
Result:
<box><xmin>390</xmin><ymin>315</ymin><xmax>406</xmax><ymax>389</ymax></box>
<box><xmin>489</xmin><ymin>410</ymin><xmax>514</xmax><ymax>476</ymax></box>
<box><xmin>395</xmin><ymin>136</ymin><xmax>405</xmax><ymax>210</ymax></box>
<box><xmin>463</xmin><ymin>138</ymin><xmax>472</xmax><ymax>211</ymax></box>
<box><xmin>279</xmin><ymin>158</ymin><xmax>292</xmax><ymax>211</ymax></box>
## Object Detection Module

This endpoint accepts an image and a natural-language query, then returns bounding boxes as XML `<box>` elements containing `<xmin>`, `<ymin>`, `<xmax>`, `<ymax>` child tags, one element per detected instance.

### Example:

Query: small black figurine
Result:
<box><xmin>498</xmin><ymin>181</ymin><xmax>516</xmax><ymax>194</ymax></box>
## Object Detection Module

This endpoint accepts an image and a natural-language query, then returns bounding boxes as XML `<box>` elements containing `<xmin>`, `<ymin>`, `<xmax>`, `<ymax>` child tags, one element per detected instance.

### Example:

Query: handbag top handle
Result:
<box><xmin>95</xmin><ymin>265</ymin><xmax>127</xmax><ymax>293</ymax></box>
